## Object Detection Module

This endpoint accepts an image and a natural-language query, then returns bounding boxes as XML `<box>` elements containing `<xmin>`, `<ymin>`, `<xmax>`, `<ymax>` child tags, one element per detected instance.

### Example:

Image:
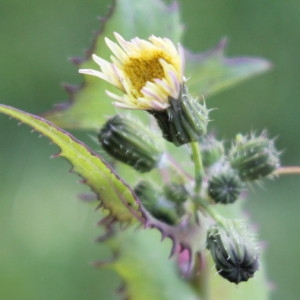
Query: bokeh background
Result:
<box><xmin>1</xmin><ymin>0</ymin><xmax>299</xmax><ymax>299</ymax></box>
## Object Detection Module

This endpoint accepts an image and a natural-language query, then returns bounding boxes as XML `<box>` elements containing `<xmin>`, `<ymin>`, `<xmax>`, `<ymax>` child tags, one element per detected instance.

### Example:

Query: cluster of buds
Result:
<box><xmin>205</xmin><ymin>132</ymin><xmax>280</xmax><ymax>205</ymax></box>
<box><xmin>79</xmin><ymin>33</ymin><xmax>280</xmax><ymax>284</ymax></box>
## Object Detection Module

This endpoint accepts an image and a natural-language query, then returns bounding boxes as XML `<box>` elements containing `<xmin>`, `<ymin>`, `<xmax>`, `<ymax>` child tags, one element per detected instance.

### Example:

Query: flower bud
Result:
<box><xmin>163</xmin><ymin>183</ymin><xmax>188</xmax><ymax>216</ymax></box>
<box><xmin>199</xmin><ymin>135</ymin><xmax>224</xmax><ymax>167</ymax></box>
<box><xmin>208</xmin><ymin>164</ymin><xmax>245</xmax><ymax>204</ymax></box>
<box><xmin>206</xmin><ymin>223</ymin><xmax>259</xmax><ymax>284</ymax></box>
<box><xmin>98</xmin><ymin>115</ymin><xmax>163</xmax><ymax>173</ymax></box>
<box><xmin>149</xmin><ymin>85</ymin><xmax>209</xmax><ymax>146</ymax></box>
<box><xmin>229</xmin><ymin>132</ymin><xmax>280</xmax><ymax>181</ymax></box>
<box><xmin>134</xmin><ymin>181</ymin><xmax>178</xmax><ymax>225</ymax></box>
<box><xmin>163</xmin><ymin>183</ymin><xmax>189</xmax><ymax>205</ymax></box>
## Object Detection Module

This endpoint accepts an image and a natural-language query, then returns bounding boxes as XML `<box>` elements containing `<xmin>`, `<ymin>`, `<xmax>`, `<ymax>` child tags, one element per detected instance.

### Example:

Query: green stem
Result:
<box><xmin>190</xmin><ymin>253</ymin><xmax>209</xmax><ymax>300</ymax></box>
<box><xmin>195</xmin><ymin>196</ymin><xmax>227</xmax><ymax>228</ymax></box>
<box><xmin>190</xmin><ymin>141</ymin><xmax>203</xmax><ymax>195</ymax></box>
<box><xmin>164</xmin><ymin>153</ymin><xmax>194</xmax><ymax>181</ymax></box>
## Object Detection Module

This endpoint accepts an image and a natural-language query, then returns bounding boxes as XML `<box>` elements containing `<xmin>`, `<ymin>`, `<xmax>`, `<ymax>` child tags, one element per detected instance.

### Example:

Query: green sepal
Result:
<box><xmin>150</xmin><ymin>86</ymin><xmax>209</xmax><ymax>146</ymax></box>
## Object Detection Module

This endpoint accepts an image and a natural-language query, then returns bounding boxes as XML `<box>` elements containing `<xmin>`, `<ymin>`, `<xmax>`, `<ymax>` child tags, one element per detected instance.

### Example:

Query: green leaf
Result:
<box><xmin>105</xmin><ymin>227</ymin><xmax>200</xmax><ymax>300</ymax></box>
<box><xmin>0</xmin><ymin>104</ymin><xmax>142</xmax><ymax>224</ymax></box>
<box><xmin>44</xmin><ymin>0</ymin><xmax>183</xmax><ymax>129</ymax></box>
<box><xmin>186</xmin><ymin>39</ymin><xmax>271</xmax><ymax>97</ymax></box>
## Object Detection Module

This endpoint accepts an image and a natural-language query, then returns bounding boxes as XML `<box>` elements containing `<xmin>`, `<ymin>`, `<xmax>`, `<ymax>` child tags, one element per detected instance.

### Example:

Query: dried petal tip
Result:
<box><xmin>206</xmin><ymin>223</ymin><xmax>259</xmax><ymax>284</ymax></box>
<box><xmin>229</xmin><ymin>132</ymin><xmax>280</xmax><ymax>181</ymax></box>
<box><xmin>98</xmin><ymin>115</ymin><xmax>162</xmax><ymax>173</ymax></box>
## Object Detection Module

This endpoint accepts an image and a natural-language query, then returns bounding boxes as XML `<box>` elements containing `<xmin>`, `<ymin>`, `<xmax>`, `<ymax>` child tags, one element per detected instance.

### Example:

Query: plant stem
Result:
<box><xmin>158</xmin><ymin>153</ymin><xmax>193</xmax><ymax>186</ymax></box>
<box><xmin>165</xmin><ymin>153</ymin><xmax>194</xmax><ymax>180</ymax></box>
<box><xmin>190</xmin><ymin>141</ymin><xmax>203</xmax><ymax>195</ymax></box>
<box><xmin>274</xmin><ymin>166</ymin><xmax>300</xmax><ymax>175</ymax></box>
<box><xmin>195</xmin><ymin>197</ymin><xmax>227</xmax><ymax>228</ymax></box>
<box><xmin>190</xmin><ymin>253</ymin><xmax>209</xmax><ymax>300</ymax></box>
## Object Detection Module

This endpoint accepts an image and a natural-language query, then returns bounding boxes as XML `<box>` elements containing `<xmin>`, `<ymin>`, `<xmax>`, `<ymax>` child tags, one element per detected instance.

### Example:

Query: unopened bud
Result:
<box><xmin>163</xmin><ymin>183</ymin><xmax>189</xmax><ymax>205</ymax></box>
<box><xmin>206</xmin><ymin>223</ymin><xmax>259</xmax><ymax>284</ymax></box>
<box><xmin>229</xmin><ymin>132</ymin><xmax>280</xmax><ymax>181</ymax></box>
<box><xmin>134</xmin><ymin>181</ymin><xmax>178</xmax><ymax>225</ymax></box>
<box><xmin>208</xmin><ymin>164</ymin><xmax>245</xmax><ymax>204</ymax></box>
<box><xmin>163</xmin><ymin>183</ymin><xmax>188</xmax><ymax>216</ymax></box>
<box><xmin>98</xmin><ymin>115</ymin><xmax>163</xmax><ymax>173</ymax></box>
<box><xmin>150</xmin><ymin>85</ymin><xmax>209</xmax><ymax>146</ymax></box>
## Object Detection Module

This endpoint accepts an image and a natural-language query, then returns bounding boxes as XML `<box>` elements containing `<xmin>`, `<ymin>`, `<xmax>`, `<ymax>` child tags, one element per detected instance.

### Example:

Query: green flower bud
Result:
<box><xmin>163</xmin><ymin>183</ymin><xmax>189</xmax><ymax>205</ymax></box>
<box><xmin>163</xmin><ymin>183</ymin><xmax>188</xmax><ymax>216</ymax></box>
<box><xmin>199</xmin><ymin>135</ymin><xmax>224</xmax><ymax>167</ymax></box>
<box><xmin>208</xmin><ymin>164</ymin><xmax>245</xmax><ymax>204</ymax></box>
<box><xmin>149</xmin><ymin>85</ymin><xmax>209</xmax><ymax>146</ymax></box>
<box><xmin>206</xmin><ymin>223</ymin><xmax>259</xmax><ymax>284</ymax></box>
<box><xmin>98</xmin><ymin>115</ymin><xmax>163</xmax><ymax>173</ymax></box>
<box><xmin>134</xmin><ymin>181</ymin><xmax>178</xmax><ymax>225</ymax></box>
<box><xmin>229</xmin><ymin>132</ymin><xmax>280</xmax><ymax>181</ymax></box>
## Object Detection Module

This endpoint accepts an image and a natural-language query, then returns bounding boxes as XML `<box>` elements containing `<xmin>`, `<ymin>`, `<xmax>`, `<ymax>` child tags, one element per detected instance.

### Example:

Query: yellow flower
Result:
<box><xmin>79</xmin><ymin>32</ymin><xmax>185</xmax><ymax>110</ymax></box>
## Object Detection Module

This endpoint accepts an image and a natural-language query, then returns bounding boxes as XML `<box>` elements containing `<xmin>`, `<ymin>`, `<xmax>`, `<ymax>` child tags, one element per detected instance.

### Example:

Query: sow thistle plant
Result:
<box><xmin>2</xmin><ymin>1</ymin><xmax>299</xmax><ymax>299</ymax></box>
<box><xmin>80</xmin><ymin>33</ymin><xmax>278</xmax><ymax>283</ymax></box>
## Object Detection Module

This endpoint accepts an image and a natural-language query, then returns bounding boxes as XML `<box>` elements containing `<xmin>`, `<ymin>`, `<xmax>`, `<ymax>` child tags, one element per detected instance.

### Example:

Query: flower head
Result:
<box><xmin>79</xmin><ymin>32</ymin><xmax>185</xmax><ymax>110</ymax></box>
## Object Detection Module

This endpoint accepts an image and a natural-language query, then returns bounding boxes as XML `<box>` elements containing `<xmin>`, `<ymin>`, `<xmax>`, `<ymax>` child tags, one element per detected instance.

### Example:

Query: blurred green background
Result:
<box><xmin>0</xmin><ymin>0</ymin><xmax>299</xmax><ymax>299</ymax></box>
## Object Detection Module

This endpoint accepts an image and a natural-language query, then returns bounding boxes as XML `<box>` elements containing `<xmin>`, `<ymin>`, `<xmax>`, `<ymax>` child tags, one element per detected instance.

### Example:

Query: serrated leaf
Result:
<box><xmin>186</xmin><ymin>39</ymin><xmax>272</xmax><ymax>97</ymax></box>
<box><xmin>44</xmin><ymin>0</ymin><xmax>182</xmax><ymax>129</ymax></box>
<box><xmin>0</xmin><ymin>104</ymin><xmax>142</xmax><ymax>224</ymax></box>
<box><xmin>106</xmin><ymin>227</ymin><xmax>200</xmax><ymax>300</ymax></box>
